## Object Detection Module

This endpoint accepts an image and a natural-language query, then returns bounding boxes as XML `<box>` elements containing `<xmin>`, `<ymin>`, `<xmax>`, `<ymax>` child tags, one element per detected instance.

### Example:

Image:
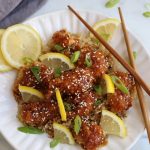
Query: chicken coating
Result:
<box><xmin>106</xmin><ymin>90</ymin><xmax>133</xmax><ymax>116</ymax></box>
<box><xmin>106</xmin><ymin>71</ymin><xmax>135</xmax><ymax>116</ymax></box>
<box><xmin>76</xmin><ymin>44</ymin><xmax>110</xmax><ymax>78</ymax></box>
<box><xmin>49</xmin><ymin>29</ymin><xmax>80</xmax><ymax>56</ymax></box>
<box><xmin>45</xmin><ymin>68</ymin><xmax>96</xmax><ymax>100</ymax></box>
<box><xmin>18</xmin><ymin>101</ymin><xmax>59</xmax><ymax>127</ymax></box>
<box><xmin>13</xmin><ymin>62</ymin><xmax>53</xmax><ymax>103</ymax></box>
<box><xmin>66</xmin><ymin>91</ymin><xmax>98</xmax><ymax>119</ymax></box>
<box><xmin>114</xmin><ymin>71</ymin><xmax>135</xmax><ymax>92</ymax></box>
<box><xmin>73</xmin><ymin>122</ymin><xmax>106</xmax><ymax>150</ymax></box>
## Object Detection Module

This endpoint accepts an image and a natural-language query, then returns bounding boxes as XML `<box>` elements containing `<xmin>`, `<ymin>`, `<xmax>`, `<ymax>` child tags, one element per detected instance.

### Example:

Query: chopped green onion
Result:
<box><xmin>30</xmin><ymin>66</ymin><xmax>40</xmax><ymax>81</ymax></box>
<box><xmin>94</xmin><ymin>99</ymin><xmax>102</xmax><ymax>107</ymax></box>
<box><xmin>71</xmin><ymin>51</ymin><xmax>80</xmax><ymax>63</ymax></box>
<box><xmin>94</xmin><ymin>85</ymin><xmax>102</xmax><ymax>95</ymax></box>
<box><xmin>50</xmin><ymin>138</ymin><xmax>60</xmax><ymax>148</ymax></box>
<box><xmin>111</xmin><ymin>75</ymin><xmax>129</xmax><ymax>94</ymax></box>
<box><xmin>22</xmin><ymin>57</ymin><xmax>33</xmax><ymax>65</ymax></box>
<box><xmin>18</xmin><ymin>126</ymin><xmax>44</xmax><ymax>134</ymax></box>
<box><xmin>54</xmin><ymin>67</ymin><xmax>62</xmax><ymax>77</ymax></box>
<box><xmin>133</xmin><ymin>51</ymin><xmax>137</xmax><ymax>60</ymax></box>
<box><xmin>85</xmin><ymin>53</ymin><xmax>92</xmax><ymax>67</ymax></box>
<box><xmin>54</xmin><ymin>44</ymin><xmax>64</xmax><ymax>51</ymax></box>
<box><xmin>64</xmin><ymin>102</ymin><xmax>72</xmax><ymax>111</ymax></box>
<box><xmin>144</xmin><ymin>3</ymin><xmax>150</xmax><ymax>10</ymax></box>
<box><xmin>143</xmin><ymin>11</ymin><xmax>150</xmax><ymax>17</ymax></box>
<box><xmin>105</xmin><ymin>0</ymin><xmax>120</xmax><ymax>8</ymax></box>
<box><xmin>74</xmin><ymin>115</ymin><xmax>82</xmax><ymax>135</ymax></box>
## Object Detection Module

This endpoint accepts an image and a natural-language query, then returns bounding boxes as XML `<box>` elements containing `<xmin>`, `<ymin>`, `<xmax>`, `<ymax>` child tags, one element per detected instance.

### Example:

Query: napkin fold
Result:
<box><xmin>0</xmin><ymin>0</ymin><xmax>47</xmax><ymax>28</ymax></box>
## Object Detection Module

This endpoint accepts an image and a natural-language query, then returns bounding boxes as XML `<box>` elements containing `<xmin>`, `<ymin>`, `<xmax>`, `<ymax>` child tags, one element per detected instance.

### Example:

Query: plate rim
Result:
<box><xmin>0</xmin><ymin>9</ymin><xmax>149</xmax><ymax>150</ymax></box>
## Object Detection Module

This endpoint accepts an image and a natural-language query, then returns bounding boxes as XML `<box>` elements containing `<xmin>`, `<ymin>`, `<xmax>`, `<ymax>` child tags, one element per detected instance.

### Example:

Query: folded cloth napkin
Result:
<box><xmin>0</xmin><ymin>0</ymin><xmax>23</xmax><ymax>21</ymax></box>
<box><xmin>0</xmin><ymin>0</ymin><xmax>47</xmax><ymax>28</ymax></box>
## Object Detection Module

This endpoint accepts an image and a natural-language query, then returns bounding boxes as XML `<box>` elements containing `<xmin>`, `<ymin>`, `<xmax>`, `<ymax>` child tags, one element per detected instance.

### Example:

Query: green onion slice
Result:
<box><xmin>18</xmin><ymin>126</ymin><xmax>44</xmax><ymax>134</ymax></box>
<box><xmin>74</xmin><ymin>115</ymin><xmax>82</xmax><ymax>135</ymax></box>
<box><xmin>145</xmin><ymin>3</ymin><xmax>150</xmax><ymax>10</ymax></box>
<box><xmin>94</xmin><ymin>85</ymin><xmax>102</xmax><ymax>95</ymax></box>
<box><xmin>111</xmin><ymin>75</ymin><xmax>129</xmax><ymax>94</ymax></box>
<box><xmin>105</xmin><ymin>0</ymin><xmax>120</xmax><ymax>8</ymax></box>
<box><xmin>54</xmin><ymin>67</ymin><xmax>62</xmax><ymax>77</ymax></box>
<box><xmin>54</xmin><ymin>44</ymin><xmax>64</xmax><ymax>51</ymax></box>
<box><xmin>143</xmin><ymin>11</ymin><xmax>150</xmax><ymax>17</ymax></box>
<box><xmin>71</xmin><ymin>51</ymin><xmax>80</xmax><ymax>63</ymax></box>
<box><xmin>94</xmin><ymin>99</ymin><xmax>102</xmax><ymax>107</ymax></box>
<box><xmin>64</xmin><ymin>102</ymin><xmax>72</xmax><ymax>111</ymax></box>
<box><xmin>50</xmin><ymin>138</ymin><xmax>60</xmax><ymax>148</ymax></box>
<box><xmin>133</xmin><ymin>51</ymin><xmax>137</xmax><ymax>60</ymax></box>
<box><xmin>85</xmin><ymin>53</ymin><xmax>92</xmax><ymax>67</ymax></box>
<box><xmin>30</xmin><ymin>66</ymin><xmax>40</xmax><ymax>82</ymax></box>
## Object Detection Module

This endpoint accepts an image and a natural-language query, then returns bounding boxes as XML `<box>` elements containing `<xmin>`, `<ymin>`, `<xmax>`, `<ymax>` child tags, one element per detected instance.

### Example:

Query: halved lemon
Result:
<box><xmin>39</xmin><ymin>53</ymin><xmax>75</xmax><ymax>71</ymax></box>
<box><xmin>90</xmin><ymin>18</ymin><xmax>120</xmax><ymax>42</ymax></box>
<box><xmin>102</xmin><ymin>74</ymin><xmax>115</xmax><ymax>93</ymax></box>
<box><xmin>55</xmin><ymin>88</ymin><xmax>67</xmax><ymax>121</ymax></box>
<box><xmin>100</xmin><ymin>110</ymin><xmax>127</xmax><ymax>138</ymax></box>
<box><xmin>18</xmin><ymin>85</ymin><xmax>44</xmax><ymax>102</ymax></box>
<box><xmin>1</xmin><ymin>24</ymin><xmax>42</xmax><ymax>69</ymax></box>
<box><xmin>53</xmin><ymin>122</ymin><xmax>75</xmax><ymax>144</ymax></box>
<box><xmin>0</xmin><ymin>29</ymin><xmax>12</xmax><ymax>72</ymax></box>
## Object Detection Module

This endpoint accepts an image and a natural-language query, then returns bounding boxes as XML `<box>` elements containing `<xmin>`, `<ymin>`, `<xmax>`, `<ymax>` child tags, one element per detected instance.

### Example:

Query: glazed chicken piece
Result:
<box><xmin>50</xmin><ymin>30</ymin><xmax>111</xmax><ymax>78</ymax></box>
<box><xmin>106</xmin><ymin>71</ymin><xmax>135</xmax><ymax>116</ymax></box>
<box><xmin>45</xmin><ymin>68</ymin><xmax>96</xmax><ymax>100</ymax></box>
<box><xmin>66</xmin><ymin>91</ymin><xmax>98</xmax><ymax>119</ymax></box>
<box><xmin>13</xmin><ymin>62</ymin><xmax>53</xmax><ymax>103</ymax></box>
<box><xmin>73</xmin><ymin>122</ymin><xmax>106</xmax><ymax>150</ymax></box>
<box><xmin>18</xmin><ymin>101</ymin><xmax>59</xmax><ymax>127</ymax></box>
<box><xmin>49</xmin><ymin>29</ymin><xmax>80</xmax><ymax>56</ymax></box>
<box><xmin>77</xmin><ymin>44</ymin><xmax>110</xmax><ymax>78</ymax></box>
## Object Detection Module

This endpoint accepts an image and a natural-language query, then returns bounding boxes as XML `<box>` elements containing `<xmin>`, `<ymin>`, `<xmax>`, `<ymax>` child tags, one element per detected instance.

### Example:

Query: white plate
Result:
<box><xmin>0</xmin><ymin>10</ymin><xmax>150</xmax><ymax>150</ymax></box>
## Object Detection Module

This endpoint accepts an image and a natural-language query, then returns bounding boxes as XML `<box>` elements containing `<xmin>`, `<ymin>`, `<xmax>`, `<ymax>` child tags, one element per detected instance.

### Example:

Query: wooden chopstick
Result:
<box><xmin>67</xmin><ymin>5</ymin><xmax>150</xmax><ymax>96</ymax></box>
<box><xmin>118</xmin><ymin>7</ymin><xmax>150</xmax><ymax>142</ymax></box>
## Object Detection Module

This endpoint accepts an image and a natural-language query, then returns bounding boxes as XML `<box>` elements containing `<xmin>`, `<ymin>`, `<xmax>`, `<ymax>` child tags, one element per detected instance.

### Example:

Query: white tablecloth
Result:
<box><xmin>0</xmin><ymin>0</ymin><xmax>150</xmax><ymax>149</ymax></box>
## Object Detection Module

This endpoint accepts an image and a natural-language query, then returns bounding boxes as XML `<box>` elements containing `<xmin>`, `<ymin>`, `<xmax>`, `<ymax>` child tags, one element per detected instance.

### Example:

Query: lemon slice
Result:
<box><xmin>0</xmin><ymin>29</ymin><xmax>12</xmax><ymax>72</ymax></box>
<box><xmin>1</xmin><ymin>24</ymin><xmax>42</xmax><ymax>69</ymax></box>
<box><xmin>90</xmin><ymin>18</ymin><xmax>120</xmax><ymax>42</ymax></box>
<box><xmin>53</xmin><ymin>122</ymin><xmax>75</xmax><ymax>144</ymax></box>
<box><xmin>55</xmin><ymin>88</ymin><xmax>67</xmax><ymax>121</ymax></box>
<box><xmin>19</xmin><ymin>85</ymin><xmax>44</xmax><ymax>102</ymax></box>
<box><xmin>100</xmin><ymin>110</ymin><xmax>127</xmax><ymax>138</ymax></box>
<box><xmin>103</xmin><ymin>74</ymin><xmax>115</xmax><ymax>93</ymax></box>
<box><xmin>39</xmin><ymin>53</ymin><xmax>75</xmax><ymax>71</ymax></box>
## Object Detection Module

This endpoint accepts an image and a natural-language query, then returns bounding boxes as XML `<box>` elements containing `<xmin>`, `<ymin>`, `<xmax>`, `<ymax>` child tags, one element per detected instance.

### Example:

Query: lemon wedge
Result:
<box><xmin>0</xmin><ymin>29</ymin><xmax>12</xmax><ymax>72</ymax></box>
<box><xmin>39</xmin><ymin>52</ymin><xmax>75</xmax><ymax>71</ymax></box>
<box><xmin>100</xmin><ymin>110</ymin><xmax>127</xmax><ymax>138</ymax></box>
<box><xmin>103</xmin><ymin>74</ymin><xmax>115</xmax><ymax>93</ymax></box>
<box><xmin>18</xmin><ymin>85</ymin><xmax>44</xmax><ymax>102</ymax></box>
<box><xmin>55</xmin><ymin>88</ymin><xmax>67</xmax><ymax>121</ymax></box>
<box><xmin>1</xmin><ymin>24</ymin><xmax>42</xmax><ymax>69</ymax></box>
<box><xmin>90</xmin><ymin>18</ymin><xmax>120</xmax><ymax>42</ymax></box>
<box><xmin>53</xmin><ymin>122</ymin><xmax>75</xmax><ymax>144</ymax></box>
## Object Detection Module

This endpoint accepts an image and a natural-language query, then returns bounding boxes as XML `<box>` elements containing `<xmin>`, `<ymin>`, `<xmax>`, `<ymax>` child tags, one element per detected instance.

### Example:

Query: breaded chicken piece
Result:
<box><xmin>45</xmin><ymin>68</ymin><xmax>95</xmax><ymax>100</ymax></box>
<box><xmin>18</xmin><ymin>101</ymin><xmax>59</xmax><ymax>127</ymax></box>
<box><xmin>106</xmin><ymin>71</ymin><xmax>135</xmax><ymax>116</ymax></box>
<box><xmin>48</xmin><ymin>29</ymin><xmax>80</xmax><ymax>57</ymax></box>
<box><xmin>66</xmin><ymin>91</ymin><xmax>98</xmax><ymax>119</ymax></box>
<box><xmin>13</xmin><ymin>62</ymin><xmax>53</xmax><ymax>103</ymax></box>
<box><xmin>73</xmin><ymin>122</ymin><xmax>106</xmax><ymax>150</ymax></box>
<box><xmin>77</xmin><ymin>44</ymin><xmax>110</xmax><ymax>78</ymax></box>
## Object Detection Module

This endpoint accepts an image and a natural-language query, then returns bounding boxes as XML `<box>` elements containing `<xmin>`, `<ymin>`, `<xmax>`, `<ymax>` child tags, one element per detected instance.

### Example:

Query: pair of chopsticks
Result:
<box><xmin>68</xmin><ymin>6</ymin><xmax>150</xmax><ymax>142</ymax></box>
<box><xmin>118</xmin><ymin>7</ymin><xmax>150</xmax><ymax>142</ymax></box>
